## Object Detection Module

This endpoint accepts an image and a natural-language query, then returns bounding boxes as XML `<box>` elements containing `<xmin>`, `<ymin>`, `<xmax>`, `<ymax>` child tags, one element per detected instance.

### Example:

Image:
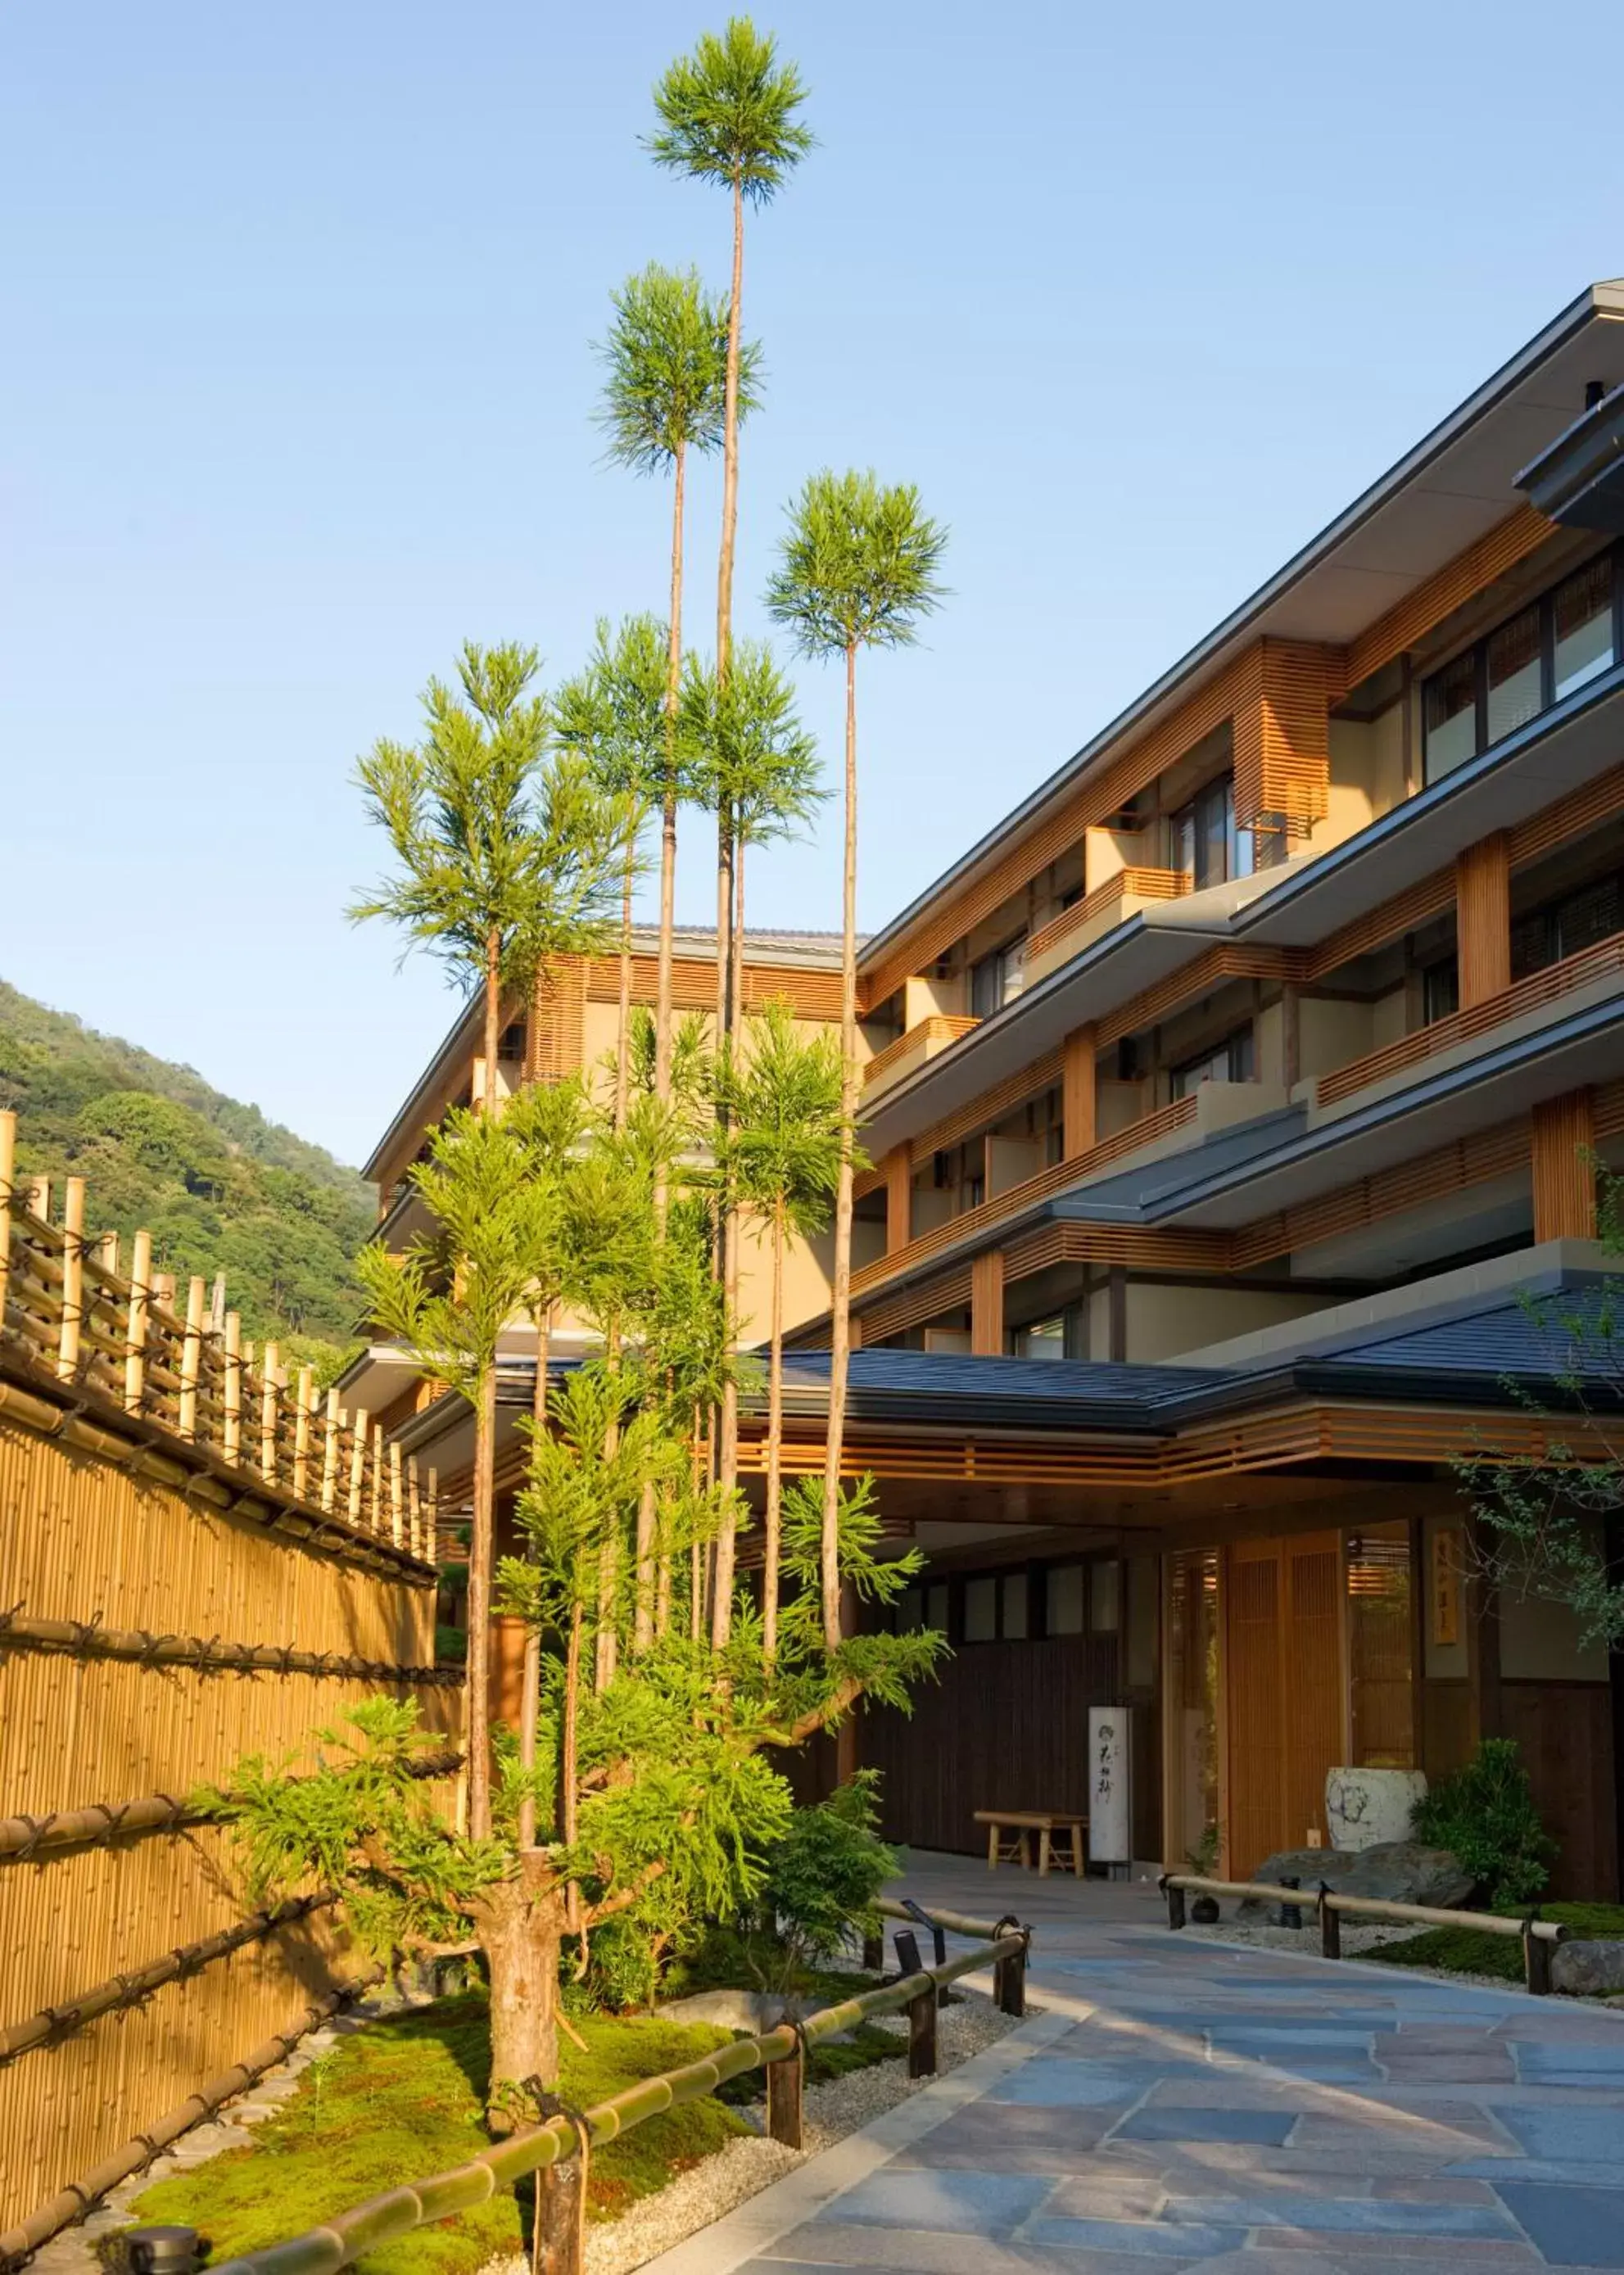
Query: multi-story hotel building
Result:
<box><xmin>350</xmin><ymin>279</ymin><xmax>1624</xmax><ymax>1897</ymax></box>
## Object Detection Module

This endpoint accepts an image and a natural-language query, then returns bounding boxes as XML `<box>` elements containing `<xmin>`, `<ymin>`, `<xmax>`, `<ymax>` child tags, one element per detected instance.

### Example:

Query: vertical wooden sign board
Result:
<box><xmin>1088</xmin><ymin>1704</ymin><xmax>1131</xmax><ymax>1875</ymax></box>
<box><xmin>1431</xmin><ymin>1526</ymin><xmax>1461</xmax><ymax>1649</ymax></box>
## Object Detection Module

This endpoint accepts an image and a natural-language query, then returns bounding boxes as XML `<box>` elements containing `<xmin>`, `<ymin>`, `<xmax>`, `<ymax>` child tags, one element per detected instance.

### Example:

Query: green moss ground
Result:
<box><xmin>658</xmin><ymin>1924</ymin><xmax>902</xmax><ymax>2088</ymax></box>
<box><xmin>1356</xmin><ymin>1902</ymin><xmax>1624</xmax><ymax>1983</ymax></box>
<box><xmin>126</xmin><ymin>1994</ymin><xmax>751</xmax><ymax>2275</ymax></box>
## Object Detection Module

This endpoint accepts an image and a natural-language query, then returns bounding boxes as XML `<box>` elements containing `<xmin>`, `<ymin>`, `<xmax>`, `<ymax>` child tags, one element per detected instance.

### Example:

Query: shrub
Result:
<box><xmin>1414</xmin><ymin>1738</ymin><xmax>1555</xmax><ymax>1909</ymax></box>
<box><xmin>762</xmin><ymin>1771</ymin><xmax>899</xmax><ymax>1979</ymax></box>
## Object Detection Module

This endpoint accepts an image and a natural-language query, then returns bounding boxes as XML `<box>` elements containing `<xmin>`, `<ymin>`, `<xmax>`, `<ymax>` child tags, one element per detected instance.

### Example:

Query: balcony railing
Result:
<box><xmin>1315</xmin><ymin>929</ymin><xmax>1624</xmax><ymax>1110</ymax></box>
<box><xmin>851</xmin><ymin>1093</ymin><xmax>1199</xmax><ymax>1300</ymax></box>
<box><xmin>1026</xmin><ymin>868</ymin><xmax>1190</xmax><ymax>984</ymax></box>
<box><xmin>862</xmin><ymin>1013</ymin><xmax>979</xmax><ymax>1096</ymax></box>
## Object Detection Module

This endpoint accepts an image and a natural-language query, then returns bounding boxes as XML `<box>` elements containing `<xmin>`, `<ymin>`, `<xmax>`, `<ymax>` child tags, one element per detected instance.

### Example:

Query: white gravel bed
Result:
<box><xmin>1181</xmin><ymin>1911</ymin><xmax>1534</xmax><ymax>1992</ymax></box>
<box><xmin>575</xmin><ymin>1986</ymin><xmax>1021</xmax><ymax>2275</ymax></box>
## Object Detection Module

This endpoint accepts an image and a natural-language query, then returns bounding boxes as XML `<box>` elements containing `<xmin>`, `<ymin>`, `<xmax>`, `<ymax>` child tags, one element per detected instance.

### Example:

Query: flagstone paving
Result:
<box><xmin>645</xmin><ymin>1850</ymin><xmax>1624</xmax><ymax>2275</ymax></box>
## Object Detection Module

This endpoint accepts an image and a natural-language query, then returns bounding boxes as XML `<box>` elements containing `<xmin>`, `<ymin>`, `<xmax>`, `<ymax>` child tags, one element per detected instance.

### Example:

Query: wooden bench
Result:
<box><xmin>974</xmin><ymin>1808</ymin><xmax>1087</xmax><ymax>1877</ymax></box>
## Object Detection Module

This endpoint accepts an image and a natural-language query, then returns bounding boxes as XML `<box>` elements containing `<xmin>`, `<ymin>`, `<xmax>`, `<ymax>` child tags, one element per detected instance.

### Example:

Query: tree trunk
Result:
<box><xmin>561</xmin><ymin>1603</ymin><xmax>583</xmax><ymax>1931</ymax></box>
<box><xmin>634</xmin><ymin>1476</ymin><xmax>656</xmax><ymax>1655</ymax></box>
<box><xmin>656</xmin><ymin>442</ymin><xmax>686</xmax><ymax>1108</ymax></box>
<box><xmin>518</xmin><ymin>1306</ymin><xmax>550</xmax><ymax>1850</ymax></box>
<box><xmin>470</xmin><ymin>1861</ymin><xmax>564</xmax><ymax>2106</ymax></box>
<box><xmin>763</xmin><ymin>1195</ymin><xmax>785</xmax><ymax>1665</ymax></box>
<box><xmin>820</xmin><ymin>645</ymin><xmax>860</xmax><ymax>1653</ymax></box>
<box><xmin>482</xmin><ymin>929</ymin><xmax>502</xmax><ymax>1117</ymax></box>
<box><xmin>614</xmin><ymin>830</ymin><xmax>635</xmax><ymax>1132</ymax></box>
<box><xmin>468</xmin><ymin>1366</ymin><xmax>499</xmax><ymax>1839</ymax></box>
<box><xmin>716</xmin><ymin>174</ymin><xmax>744</xmax><ymax>685</ymax></box>
<box><xmin>595</xmin><ymin>1324</ymin><xmax>621</xmax><ymax>1693</ymax></box>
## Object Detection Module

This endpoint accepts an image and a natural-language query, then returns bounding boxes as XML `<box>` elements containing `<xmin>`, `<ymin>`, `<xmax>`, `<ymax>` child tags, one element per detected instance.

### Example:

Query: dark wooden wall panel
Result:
<box><xmin>860</xmin><ymin>1635</ymin><xmax>1124</xmax><ymax>1856</ymax></box>
<box><xmin>1421</xmin><ymin>1680</ymin><xmax>1472</xmax><ymax>1782</ymax></box>
<box><xmin>1502</xmin><ymin>1680</ymin><xmax>1619</xmax><ymax>1901</ymax></box>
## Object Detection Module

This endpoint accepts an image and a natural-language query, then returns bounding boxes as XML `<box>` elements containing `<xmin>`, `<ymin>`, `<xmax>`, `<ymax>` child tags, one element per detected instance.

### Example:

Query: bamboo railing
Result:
<box><xmin>203</xmin><ymin>1906</ymin><xmax>1032</xmax><ymax>2275</ymax></box>
<box><xmin>1160</xmin><ymin>1871</ymin><xmax>1570</xmax><ymax>1993</ymax></box>
<box><xmin>0</xmin><ymin>1111</ymin><xmax>435</xmax><ymax>1565</ymax></box>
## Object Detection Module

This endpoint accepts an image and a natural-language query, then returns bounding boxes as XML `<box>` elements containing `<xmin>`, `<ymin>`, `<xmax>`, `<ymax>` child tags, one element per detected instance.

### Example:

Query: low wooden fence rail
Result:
<box><xmin>206</xmin><ymin>1906</ymin><xmax>1032</xmax><ymax>2275</ymax></box>
<box><xmin>1160</xmin><ymin>1873</ymin><xmax>1570</xmax><ymax>1993</ymax></box>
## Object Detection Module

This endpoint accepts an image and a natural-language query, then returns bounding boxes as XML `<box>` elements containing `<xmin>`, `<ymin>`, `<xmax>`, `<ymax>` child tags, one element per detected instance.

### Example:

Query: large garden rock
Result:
<box><xmin>1551</xmin><ymin>1939</ymin><xmax>1624</xmax><ymax>1997</ymax></box>
<box><xmin>1237</xmin><ymin>1840</ymin><xmax>1472</xmax><ymax>1921</ymax></box>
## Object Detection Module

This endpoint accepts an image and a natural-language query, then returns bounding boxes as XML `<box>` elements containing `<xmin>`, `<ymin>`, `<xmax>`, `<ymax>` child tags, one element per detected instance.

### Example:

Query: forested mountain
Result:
<box><xmin>0</xmin><ymin>979</ymin><xmax>373</xmax><ymax>1363</ymax></box>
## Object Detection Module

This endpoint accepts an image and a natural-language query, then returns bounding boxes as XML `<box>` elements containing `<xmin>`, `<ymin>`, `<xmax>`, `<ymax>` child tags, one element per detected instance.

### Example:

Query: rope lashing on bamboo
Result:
<box><xmin>0</xmin><ymin>1751</ymin><xmax>464</xmax><ymax>1865</ymax></box>
<box><xmin>0</xmin><ymin>1894</ymin><xmax>338</xmax><ymax>2066</ymax></box>
<box><xmin>0</xmin><ymin>1603</ymin><xmax>459</xmax><ymax>1685</ymax></box>
<box><xmin>0</xmin><ymin>1966</ymin><xmax>386</xmax><ymax>2271</ymax></box>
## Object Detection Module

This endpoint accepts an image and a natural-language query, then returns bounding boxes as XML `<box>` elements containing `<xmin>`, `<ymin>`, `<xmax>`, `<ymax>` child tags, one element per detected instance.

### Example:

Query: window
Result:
<box><xmin>1170</xmin><ymin>1024</ymin><xmax>1255</xmax><ymax>1098</ymax></box>
<box><xmin>1511</xmin><ymin>868</ymin><xmax>1624</xmax><ymax>981</ymax></box>
<box><xmin>1002</xmin><ymin>1572</ymin><xmax>1029</xmax><ymax>1639</ymax></box>
<box><xmin>498</xmin><ymin>1020</ymin><xmax>527</xmax><ymax>1060</ymax></box>
<box><xmin>1423</xmin><ymin>545</ymin><xmax>1622</xmax><ymax>782</ymax></box>
<box><xmin>1171</xmin><ymin>773</ymin><xmax>1252</xmax><ymax>890</ymax></box>
<box><xmin>970</xmin><ymin>934</ymin><xmax>1027</xmax><ymax>1018</ymax></box>
<box><xmin>1090</xmin><ymin>1559</ymin><xmax>1121</xmax><ymax>1632</ymax></box>
<box><xmin>1011</xmin><ymin>1316</ymin><xmax>1066</xmax><ymax>1361</ymax></box>
<box><xmin>1423</xmin><ymin>957</ymin><xmax>1459</xmax><ymax>1025</ymax></box>
<box><xmin>963</xmin><ymin>1576</ymin><xmax>998</xmax><ymax>1642</ymax></box>
<box><xmin>1047</xmin><ymin>1566</ymin><xmax>1085</xmax><ymax>1634</ymax></box>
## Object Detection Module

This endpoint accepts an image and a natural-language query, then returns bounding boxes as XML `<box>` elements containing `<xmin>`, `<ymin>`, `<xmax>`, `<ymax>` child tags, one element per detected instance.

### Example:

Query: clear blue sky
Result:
<box><xmin>5</xmin><ymin>2</ymin><xmax>1619</xmax><ymax>1169</ymax></box>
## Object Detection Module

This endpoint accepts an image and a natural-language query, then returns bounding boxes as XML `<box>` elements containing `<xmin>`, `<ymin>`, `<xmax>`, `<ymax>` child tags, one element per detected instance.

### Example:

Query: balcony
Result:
<box><xmin>1025</xmin><ymin>869</ymin><xmax>1190</xmax><ymax>988</ymax></box>
<box><xmin>862</xmin><ymin>1014</ymin><xmax>980</xmax><ymax>1101</ymax></box>
<box><xmin>1315</xmin><ymin>929</ymin><xmax>1624</xmax><ymax>1110</ymax></box>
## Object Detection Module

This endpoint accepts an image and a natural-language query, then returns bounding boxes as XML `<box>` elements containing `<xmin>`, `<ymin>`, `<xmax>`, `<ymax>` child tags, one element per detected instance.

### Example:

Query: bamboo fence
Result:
<box><xmin>0</xmin><ymin>1112</ymin><xmax>463</xmax><ymax>2237</ymax></box>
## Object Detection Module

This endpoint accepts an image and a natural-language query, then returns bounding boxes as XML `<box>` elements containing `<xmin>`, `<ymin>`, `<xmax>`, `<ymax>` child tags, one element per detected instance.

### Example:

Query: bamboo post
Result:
<box><xmin>532</xmin><ymin>2154</ymin><xmax>584</xmax><ymax>2275</ymax></box>
<box><xmin>223</xmin><ymin>1312</ymin><xmax>242</xmax><ymax>1463</ymax></box>
<box><xmin>0</xmin><ymin>1109</ymin><xmax>14</xmax><ymax>1331</ymax></box>
<box><xmin>321</xmin><ymin>1389</ymin><xmax>341</xmax><ymax>1513</ymax></box>
<box><xmin>370</xmin><ymin>1422</ymin><xmax>385</xmax><ymax>1535</ymax></box>
<box><xmin>346</xmin><ymin>1410</ymin><xmax>369</xmax><ymax>1525</ymax></box>
<box><xmin>907</xmin><ymin>1977</ymin><xmax>938</xmax><ymax>2078</ymax></box>
<box><xmin>260</xmin><ymin>1343</ymin><xmax>279</xmax><ymax>1484</ymax></box>
<box><xmin>427</xmin><ymin>1468</ymin><xmax>439</xmax><ymax>1558</ymax></box>
<box><xmin>1319</xmin><ymin>1884</ymin><xmax>1341</xmax><ymax>1960</ymax></box>
<box><xmin>124</xmin><ymin>1228</ymin><xmax>152</xmax><ymax>1414</ymax></box>
<box><xmin>57</xmin><ymin>1177</ymin><xmax>86</xmax><ymax>1383</ymax></box>
<box><xmin>93</xmin><ymin>1229</ymin><xmax>118</xmax><ymax>1272</ymax></box>
<box><xmin>1522</xmin><ymin>1914</ymin><xmax>1552</xmax><ymax>1996</ymax></box>
<box><xmin>178</xmin><ymin>1276</ymin><xmax>206</xmax><ymax>1439</ymax></box>
<box><xmin>152</xmin><ymin>1270</ymin><xmax>175</xmax><ymax>1309</ymax></box>
<box><xmin>292</xmin><ymin>1367</ymin><xmax>314</xmax><ymax>1500</ymax></box>
<box><xmin>26</xmin><ymin>1177</ymin><xmax>49</xmax><ymax>1220</ymax></box>
<box><xmin>993</xmin><ymin>1925</ymin><xmax>1029</xmax><ymax>2018</ymax></box>
<box><xmin>406</xmin><ymin>1457</ymin><xmax>423</xmax><ymax>1559</ymax></box>
<box><xmin>389</xmin><ymin>1439</ymin><xmax>405</xmax><ymax>1549</ymax></box>
<box><xmin>765</xmin><ymin>2038</ymin><xmax>804</xmax><ymax>2150</ymax></box>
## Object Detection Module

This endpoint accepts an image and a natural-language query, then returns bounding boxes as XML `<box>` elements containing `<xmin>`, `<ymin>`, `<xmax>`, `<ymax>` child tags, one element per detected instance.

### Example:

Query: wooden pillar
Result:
<box><xmin>883</xmin><ymin>1146</ymin><xmax>912</xmax><ymax>1252</ymax></box>
<box><xmin>1454</xmin><ymin>834</ymin><xmax>1510</xmax><ymax>1008</ymax></box>
<box><xmin>1062</xmin><ymin>1024</ymin><xmax>1097</xmax><ymax>1160</ymax></box>
<box><xmin>1531</xmin><ymin>1088</ymin><xmax>1597</xmax><ymax>1242</ymax></box>
<box><xmin>970</xmin><ymin>1249</ymin><xmax>1004</xmax><ymax>1355</ymax></box>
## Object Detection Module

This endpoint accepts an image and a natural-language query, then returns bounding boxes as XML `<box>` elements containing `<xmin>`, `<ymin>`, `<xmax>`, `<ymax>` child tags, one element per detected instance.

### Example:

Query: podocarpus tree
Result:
<box><xmin>596</xmin><ymin>265</ymin><xmax>754</xmax><ymax>1101</ymax></box>
<box><xmin>648</xmin><ymin>17</ymin><xmax>813</xmax><ymax>1057</ymax></box>
<box><xmin>681</xmin><ymin>637</ymin><xmax>825</xmax><ymax>1617</ymax></box>
<box><xmin>355</xmin><ymin>1109</ymin><xmax>559</xmax><ymax>1841</ymax></box>
<box><xmin>767</xmin><ymin>473</ymin><xmax>948</xmax><ymax>1648</ymax></box>
<box><xmin>718</xmin><ymin>1002</ymin><xmax>850</xmax><ymax>1662</ymax></box>
<box><xmin>352</xmin><ymin>644</ymin><xmax>623</xmax><ymax>1831</ymax></box>
<box><xmin>352</xmin><ymin>642</ymin><xmax>622</xmax><ymax>1121</ymax></box>
<box><xmin>554</xmin><ymin>615</ymin><xmax>668</xmax><ymax>1127</ymax></box>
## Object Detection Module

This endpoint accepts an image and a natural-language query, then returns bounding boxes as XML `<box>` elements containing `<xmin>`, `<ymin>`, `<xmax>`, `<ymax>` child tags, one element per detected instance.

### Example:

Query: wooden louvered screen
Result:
<box><xmin>1226</xmin><ymin>1545</ymin><xmax>1286</xmax><ymax>1879</ymax></box>
<box><xmin>529</xmin><ymin>957</ymin><xmax>587</xmax><ymax>1081</ymax></box>
<box><xmin>1225</xmin><ymin>1531</ymin><xmax>1345</xmax><ymax>1877</ymax></box>
<box><xmin>1345</xmin><ymin>504</ymin><xmax>1552</xmax><ymax>690</ymax></box>
<box><xmin>1531</xmin><ymin>1087</ymin><xmax>1598</xmax><ymax>1241</ymax></box>
<box><xmin>1282</xmin><ymin>1540</ymin><xmax>1343</xmax><ymax>1852</ymax></box>
<box><xmin>1455</xmin><ymin>834</ymin><xmax>1511</xmax><ymax>1006</ymax></box>
<box><xmin>1233</xmin><ymin>641</ymin><xmax>1337</xmax><ymax>839</ymax></box>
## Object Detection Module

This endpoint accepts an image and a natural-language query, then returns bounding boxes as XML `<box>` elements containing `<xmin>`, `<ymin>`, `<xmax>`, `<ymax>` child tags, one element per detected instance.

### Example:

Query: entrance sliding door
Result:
<box><xmin>1224</xmin><ymin>1532</ymin><xmax>1344</xmax><ymax>1876</ymax></box>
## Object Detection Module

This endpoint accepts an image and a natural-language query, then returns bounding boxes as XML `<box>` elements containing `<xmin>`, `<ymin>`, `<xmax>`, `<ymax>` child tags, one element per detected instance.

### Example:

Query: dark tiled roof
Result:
<box><xmin>775</xmin><ymin>1347</ymin><xmax>1218</xmax><ymax>1430</ymax></box>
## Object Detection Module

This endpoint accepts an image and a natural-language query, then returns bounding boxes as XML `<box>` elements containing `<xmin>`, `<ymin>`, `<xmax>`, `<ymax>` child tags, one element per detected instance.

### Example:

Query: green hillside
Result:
<box><xmin>0</xmin><ymin>979</ymin><xmax>374</xmax><ymax>1368</ymax></box>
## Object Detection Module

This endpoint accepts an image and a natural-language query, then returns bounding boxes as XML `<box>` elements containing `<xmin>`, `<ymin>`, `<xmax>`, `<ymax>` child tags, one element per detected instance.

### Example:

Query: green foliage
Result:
<box><xmin>351</xmin><ymin>640</ymin><xmax>623</xmax><ymax>1007</ymax></box>
<box><xmin>0</xmin><ymin>979</ymin><xmax>371</xmax><ymax>1355</ymax></box>
<box><xmin>1358</xmin><ymin>1901</ymin><xmax>1624</xmax><ymax>1983</ymax></box>
<box><xmin>1413</xmin><ymin>1738</ymin><xmax>1556</xmax><ymax>1908</ymax></box>
<box><xmin>127</xmin><ymin>1992</ymin><xmax>749</xmax><ymax>2268</ymax></box>
<box><xmin>766</xmin><ymin>468</ymin><xmax>949</xmax><ymax>662</ymax></box>
<box><xmin>762</xmin><ymin>1771</ymin><xmax>898</xmax><ymax>1974</ymax></box>
<box><xmin>554</xmin><ymin>613</ymin><xmax>673</xmax><ymax>815</ymax></box>
<box><xmin>717</xmin><ymin>1001</ymin><xmax>853</xmax><ymax>1241</ymax></box>
<box><xmin>647</xmin><ymin>18</ymin><xmax>815</xmax><ymax>207</ymax></box>
<box><xmin>680</xmin><ymin>640</ymin><xmax>825</xmax><ymax>853</ymax></box>
<box><xmin>595</xmin><ymin>263</ymin><xmax>758</xmax><ymax>475</ymax></box>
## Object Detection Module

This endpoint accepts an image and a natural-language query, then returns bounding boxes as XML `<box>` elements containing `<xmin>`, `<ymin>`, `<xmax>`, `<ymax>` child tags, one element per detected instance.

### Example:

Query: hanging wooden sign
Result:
<box><xmin>1431</xmin><ymin>1526</ymin><xmax>1462</xmax><ymax>1648</ymax></box>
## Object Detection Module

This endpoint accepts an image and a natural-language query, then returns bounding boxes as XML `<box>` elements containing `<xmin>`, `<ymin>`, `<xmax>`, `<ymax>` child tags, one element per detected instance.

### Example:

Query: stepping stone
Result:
<box><xmin>1115</xmin><ymin>2107</ymin><xmax>1296</xmax><ymax>2145</ymax></box>
<box><xmin>810</xmin><ymin>2169</ymin><xmax>1053</xmax><ymax>2237</ymax></box>
<box><xmin>1495</xmin><ymin>2181</ymin><xmax>1624</xmax><ymax>2267</ymax></box>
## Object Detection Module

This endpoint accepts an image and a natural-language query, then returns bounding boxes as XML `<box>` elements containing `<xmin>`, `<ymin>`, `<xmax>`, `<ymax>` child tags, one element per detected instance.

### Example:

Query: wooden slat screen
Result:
<box><xmin>1345</xmin><ymin>504</ymin><xmax>1552</xmax><ymax>691</ymax></box>
<box><xmin>1282</xmin><ymin>1540</ymin><xmax>1343</xmax><ymax>1850</ymax></box>
<box><xmin>1531</xmin><ymin>1087</ymin><xmax>1598</xmax><ymax>1241</ymax></box>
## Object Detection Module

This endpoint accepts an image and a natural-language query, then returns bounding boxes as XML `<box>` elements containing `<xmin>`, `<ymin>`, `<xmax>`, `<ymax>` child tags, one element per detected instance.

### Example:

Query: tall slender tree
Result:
<box><xmin>554</xmin><ymin>615</ymin><xmax>668</xmax><ymax>1127</ymax></box>
<box><xmin>596</xmin><ymin>266</ymin><xmax>755</xmax><ymax>1099</ymax></box>
<box><xmin>721</xmin><ymin>1002</ymin><xmax>848</xmax><ymax>1662</ymax></box>
<box><xmin>681</xmin><ymin>639</ymin><xmax>824</xmax><ymax>1638</ymax></box>
<box><xmin>767</xmin><ymin>473</ymin><xmax>948</xmax><ymax>1649</ymax></box>
<box><xmin>352</xmin><ymin>644</ymin><xmax>622</xmax><ymax>1831</ymax></box>
<box><xmin>648</xmin><ymin>17</ymin><xmax>813</xmax><ymax>1056</ymax></box>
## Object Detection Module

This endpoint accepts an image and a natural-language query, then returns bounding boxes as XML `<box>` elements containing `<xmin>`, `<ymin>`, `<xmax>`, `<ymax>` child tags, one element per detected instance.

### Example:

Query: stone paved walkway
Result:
<box><xmin>644</xmin><ymin>1851</ymin><xmax>1624</xmax><ymax>2275</ymax></box>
